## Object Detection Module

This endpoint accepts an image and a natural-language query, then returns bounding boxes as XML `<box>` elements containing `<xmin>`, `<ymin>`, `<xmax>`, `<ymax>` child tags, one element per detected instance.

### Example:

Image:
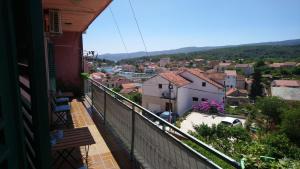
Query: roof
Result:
<box><xmin>225</xmin><ymin>70</ymin><xmax>237</xmax><ymax>76</ymax></box>
<box><xmin>269</xmin><ymin>63</ymin><xmax>282</xmax><ymax>68</ymax></box>
<box><xmin>206</xmin><ymin>72</ymin><xmax>226</xmax><ymax>80</ymax></box>
<box><xmin>235</xmin><ymin>64</ymin><xmax>253</xmax><ymax>68</ymax></box>
<box><xmin>219</xmin><ymin>62</ymin><xmax>231</xmax><ymax>66</ymax></box>
<box><xmin>226</xmin><ymin>88</ymin><xmax>248</xmax><ymax>96</ymax></box>
<box><xmin>91</xmin><ymin>72</ymin><xmax>106</xmax><ymax>79</ymax></box>
<box><xmin>184</xmin><ymin>69</ymin><xmax>224</xmax><ymax>89</ymax></box>
<box><xmin>272</xmin><ymin>80</ymin><xmax>300</xmax><ymax>87</ymax></box>
<box><xmin>159</xmin><ymin>72</ymin><xmax>190</xmax><ymax>87</ymax></box>
<box><xmin>121</xmin><ymin>83</ymin><xmax>137</xmax><ymax>89</ymax></box>
<box><xmin>271</xmin><ymin>87</ymin><xmax>300</xmax><ymax>101</ymax></box>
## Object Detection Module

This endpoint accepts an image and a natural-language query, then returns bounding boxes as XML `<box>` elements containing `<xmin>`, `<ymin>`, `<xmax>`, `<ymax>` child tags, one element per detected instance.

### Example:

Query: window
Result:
<box><xmin>201</xmin><ymin>98</ymin><xmax>208</xmax><ymax>101</ymax></box>
<box><xmin>158</xmin><ymin>84</ymin><xmax>162</xmax><ymax>88</ymax></box>
<box><xmin>192</xmin><ymin>97</ymin><xmax>198</xmax><ymax>102</ymax></box>
<box><xmin>202</xmin><ymin>82</ymin><xmax>206</xmax><ymax>87</ymax></box>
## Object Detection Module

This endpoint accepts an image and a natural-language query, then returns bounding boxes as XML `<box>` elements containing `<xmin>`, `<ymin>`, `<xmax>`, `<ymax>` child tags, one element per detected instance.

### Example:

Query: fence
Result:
<box><xmin>86</xmin><ymin>78</ymin><xmax>241</xmax><ymax>169</ymax></box>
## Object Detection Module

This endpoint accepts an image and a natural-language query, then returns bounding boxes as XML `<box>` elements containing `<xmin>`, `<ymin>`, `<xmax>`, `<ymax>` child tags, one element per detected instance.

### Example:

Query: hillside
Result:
<box><xmin>98</xmin><ymin>39</ymin><xmax>300</xmax><ymax>61</ymax></box>
<box><xmin>118</xmin><ymin>45</ymin><xmax>300</xmax><ymax>64</ymax></box>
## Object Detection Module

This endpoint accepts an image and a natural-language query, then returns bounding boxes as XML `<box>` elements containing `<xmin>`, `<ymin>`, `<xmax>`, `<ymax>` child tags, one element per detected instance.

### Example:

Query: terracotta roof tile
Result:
<box><xmin>160</xmin><ymin>72</ymin><xmax>190</xmax><ymax>87</ymax></box>
<box><xmin>184</xmin><ymin>69</ymin><xmax>224</xmax><ymax>89</ymax></box>
<box><xmin>272</xmin><ymin>80</ymin><xmax>300</xmax><ymax>87</ymax></box>
<box><xmin>225</xmin><ymin>70</ymin><xmax>237</xmax><ymax>76</ymax></box>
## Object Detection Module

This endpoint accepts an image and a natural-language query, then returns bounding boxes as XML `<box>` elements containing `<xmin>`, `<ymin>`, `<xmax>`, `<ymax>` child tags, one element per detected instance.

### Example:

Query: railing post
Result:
<box><xmin>91</xmin><ymin>81</ymin><xmax>94</xmax><ymax>113</ymax></box>
<box><xmin>103</xmin><ymin>88</ymin><xmax>107</xmax><ymax>125</ymax></box>
<box><xmin>130</xmin><ymin>104</ymin><xmax>136</xmax><ymax>161</ymax></box>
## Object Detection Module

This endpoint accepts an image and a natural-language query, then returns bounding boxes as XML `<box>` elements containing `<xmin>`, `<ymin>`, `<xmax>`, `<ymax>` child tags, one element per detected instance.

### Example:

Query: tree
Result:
<box><xmin>250</xmin><ymin>69</ymin><xmax>263</xmax><ymax>99</ymax></box>
<box><xmin>255</xmin><ymin>60</ymin><xmax>266</xmax><ymax>68</ymax></box>
<box><xmin>281</xmin><ymin>109</ymin><xmax>300</xmax><ymax>144</ymax></box>
<box><xmin>256</xmin><ymin>97</ymin><xmax>286</xmax><ymax>129</ymax></box>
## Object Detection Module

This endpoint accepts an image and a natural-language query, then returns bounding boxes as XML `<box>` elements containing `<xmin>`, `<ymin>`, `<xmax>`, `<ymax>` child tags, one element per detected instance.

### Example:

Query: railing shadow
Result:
<box><xmin>83</xmin><ymin>98</ymin><xmax>138</xmax><ymax>169</ymax></box>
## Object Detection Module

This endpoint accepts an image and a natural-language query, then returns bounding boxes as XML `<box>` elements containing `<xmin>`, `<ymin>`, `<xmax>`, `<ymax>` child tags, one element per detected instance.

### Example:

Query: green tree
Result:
<box><xmin>256</xmin><ymin>97</ymin><xmax>286</xmax><ymax>128</ymax></box>
<box><xmin>250</xmin><ymin>69</ymin><xmax>263</xmax><ymax>99</ymax></box>
<box><xmin>281</xmin><ymin>108</ymin><xmax>300</xmax><ymax>144</ymax></box>
<box><xmin>255</xmin><ymin>60</ymin><xmax>266</xmax><ymax>68</ymax></box>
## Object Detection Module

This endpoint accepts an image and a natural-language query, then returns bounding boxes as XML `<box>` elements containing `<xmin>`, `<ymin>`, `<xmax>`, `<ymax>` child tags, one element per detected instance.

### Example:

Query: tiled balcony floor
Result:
<box><xmin>55</xmin><ymin>99</ymin><xmax>134</xmax><ymax>169</ymax></box>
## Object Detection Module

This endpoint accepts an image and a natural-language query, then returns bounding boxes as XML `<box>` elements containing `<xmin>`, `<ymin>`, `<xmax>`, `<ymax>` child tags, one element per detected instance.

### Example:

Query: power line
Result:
<box><xmin>109</xmin><ymin>7</ymin><xmax>130</xmax><ymax>57</ymax></box>
<box><xmin>128</xmin><ymin>0</ymin><xmax>150</xmax><ymax>57</ymax></box>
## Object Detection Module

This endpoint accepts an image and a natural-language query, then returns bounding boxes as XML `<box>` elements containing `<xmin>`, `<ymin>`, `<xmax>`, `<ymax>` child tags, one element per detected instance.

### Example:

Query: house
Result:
<box><xmin>120</xmin><ymin>83</ymin><xmax>142</xmax><ymax>94</ymax></box>
<box><xmin>271</xmin><ymin>80</ymin><xmax>300</xmax><ymax>101</ymax></box>
<box><xmin>224</xmin><ymin>70</ymin><xmax>237</xmax><ymax>89</ymax></box>
<box><xmin>226</xmin><ymin>88</ymin><xmax>249</xmax><ymax>106</ymax></box>
<box><xmin>91</xmin><ymin>72</ymin><xmax>107</xmax><ymax>80</ymax></box>
<box><xmin>122</xmin><ymin>64</ymin><xmax>136</xmax><ymax>72</ymax></box>
<box><xmin>235</xmin><ymin>64</ymin><xmax>254</xmax><ymax>75</ymax></box>
<box><xmin>271</xmin><ymin>87</ymin><xmax>300</xmax><ymax>101</ymax></box>
<box><xmin>215</xmin><ymin>62</ymin><xmax>232</xmax><ymax>72</ymax></box>
<box><xmin>269</xmin><ymin>62</ymin><xmax>297</xmax><ymax>68</ymax></box>
<box><xmin>159</xmin><ymin>58</ymin><xmax>171</xmax><ymax>67</ymax></box>
<box><xmin>142</xmin><ymin>72</ymin><xmax>190</xmax><ymax>114</ymax></box>
<box><xmin>205</xmin><ymin>70</ymin><xmax>246</xmax><ymax>90</ymax></box>
<box><xmin>271</xmin><ymin>80</ymin><xmax>300</xmax><ymax>88</ymax></box>
<box><xmin>142</xmin><ymin>69</ymin><xmax>225</xmax><ymax>116</ymax></box>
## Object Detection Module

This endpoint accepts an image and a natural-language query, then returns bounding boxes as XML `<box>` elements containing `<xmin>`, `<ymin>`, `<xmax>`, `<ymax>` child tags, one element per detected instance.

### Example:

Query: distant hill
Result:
<box><xmin>96</xmin><ymin>39</ymin><xmax>300</xmax><ymax>61</ymax></box>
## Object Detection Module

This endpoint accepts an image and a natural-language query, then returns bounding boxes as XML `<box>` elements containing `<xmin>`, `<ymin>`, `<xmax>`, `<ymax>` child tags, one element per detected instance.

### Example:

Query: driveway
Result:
<box><xmin>180</xmin><ymin>112</ymin><xmax>246</xmax><ymax>133</ymax></box>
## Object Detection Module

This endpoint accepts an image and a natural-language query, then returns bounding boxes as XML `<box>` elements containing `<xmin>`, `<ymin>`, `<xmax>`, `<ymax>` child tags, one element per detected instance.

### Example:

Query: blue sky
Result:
<box><xmin>83</xmin><ymin>0</ymin><xmax>300</xmax><ymax>54</ymax></box>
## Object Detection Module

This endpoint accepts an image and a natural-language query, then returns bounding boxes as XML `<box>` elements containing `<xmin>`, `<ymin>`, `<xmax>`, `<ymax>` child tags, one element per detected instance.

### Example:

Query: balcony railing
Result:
<box><xmin>85</xmin><ymin>78</ymin><xmax>241</xmax><ymax>169</ymax></box>
<box><xmin>161</xmin><ymin>91</ymin><xmax>176</xmax><ymax>100</ymax></box>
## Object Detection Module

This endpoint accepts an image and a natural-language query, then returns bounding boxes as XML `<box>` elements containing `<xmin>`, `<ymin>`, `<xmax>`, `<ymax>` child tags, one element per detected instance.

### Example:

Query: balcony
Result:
<box><xmin>160</xmin><ymin>91</ymin><xmax>176</xmax><ymax>100</ymax></box>
<box><xmin>83</xmin><ymin>79</ymin><xmax>241</xmax><ymax>169</ymax></box>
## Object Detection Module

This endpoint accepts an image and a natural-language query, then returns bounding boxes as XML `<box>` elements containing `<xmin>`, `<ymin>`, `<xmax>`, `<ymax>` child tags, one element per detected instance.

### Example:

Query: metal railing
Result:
<box><xmin>85</xmin><ymin>78</ymin><xmax>241</xmax><ymax>169</ymax></box>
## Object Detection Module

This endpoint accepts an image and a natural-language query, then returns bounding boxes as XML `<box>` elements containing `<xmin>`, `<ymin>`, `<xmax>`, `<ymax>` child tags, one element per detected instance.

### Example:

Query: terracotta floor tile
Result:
<box><xmin>59</xmin><ymin>100</ymin><xmax>134</xmax><ymax>169</ymax></box>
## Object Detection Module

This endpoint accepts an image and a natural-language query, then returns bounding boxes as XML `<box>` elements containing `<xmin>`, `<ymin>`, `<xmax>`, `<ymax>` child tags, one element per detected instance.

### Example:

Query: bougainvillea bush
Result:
<box><xmin>193</xmin><ymin>100</ymin><xmax>224</xmax><ymax>114</ymax></box>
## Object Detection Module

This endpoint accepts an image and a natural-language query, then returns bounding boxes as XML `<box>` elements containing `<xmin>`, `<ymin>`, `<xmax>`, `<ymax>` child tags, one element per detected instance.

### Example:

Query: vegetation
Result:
<box><xmin>123</xmin><ymin>92</ymin><xmax>142</xmax><ymax>105</ymax></box>
<box><xmin>118</xmin><ymin>45</ymin><xmax>300</xmax><ymax>64</ymax></box>
<box><xmin>185</xmin><ymin>96</ymin><xmax>300</xmax><ymax>168</ymax></box>
<box><xmin>250</xmin><ymin>69</ymin><xmax>263</xmax><ymax>99</ymax></box>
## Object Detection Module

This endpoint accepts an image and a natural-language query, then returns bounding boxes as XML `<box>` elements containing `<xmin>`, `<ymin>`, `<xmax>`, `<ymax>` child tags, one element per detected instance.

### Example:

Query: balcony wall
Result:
<box><xmin>86</xmin><ymin>79</ymin><xmax>241</xmax><ymax>169</ymax></box>
<box><xmin>50</xmin><ymin>32</ymin><xmax>83</xmax><ymax>95</ymax></box>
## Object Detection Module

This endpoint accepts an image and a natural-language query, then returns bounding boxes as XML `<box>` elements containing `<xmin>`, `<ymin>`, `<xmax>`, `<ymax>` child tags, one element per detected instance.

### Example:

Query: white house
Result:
<box><xmin>142</xmin><ymin>69</ymin><xmax>225</xmax><ymax>116</ymax></box>
<box><xmin>224</xmin><ymin>70</ymin><xmax>237</xmax><ymax>89</ymax></box>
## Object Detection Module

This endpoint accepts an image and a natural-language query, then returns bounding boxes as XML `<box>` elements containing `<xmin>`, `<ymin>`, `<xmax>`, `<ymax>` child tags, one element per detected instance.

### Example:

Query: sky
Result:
<box><xmin>83</xmin><ymin>0</ymin><xmax>300</xmax><ymax>54</ymax></box>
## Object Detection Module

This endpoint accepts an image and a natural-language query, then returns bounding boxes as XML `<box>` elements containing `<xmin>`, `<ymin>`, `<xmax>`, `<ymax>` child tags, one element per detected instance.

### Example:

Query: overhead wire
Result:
<box><xmin>127</xmin><ymin>0</ymin><xmax>150</xmax><ymax>57</ymax></box>
<box><xmin>109</xmin><ymin>7</ymin><xmax>130</xmax><ymax>58</ymax></box>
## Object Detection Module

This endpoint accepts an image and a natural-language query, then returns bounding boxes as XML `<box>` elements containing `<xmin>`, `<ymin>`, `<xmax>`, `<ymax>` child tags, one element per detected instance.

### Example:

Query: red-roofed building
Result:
<box><xmin>120</xmin><ymin>83</ymin><xmax>142</xmax><ymax>94</ymax></box>
<box><xmin>271</xmin><ymin>80</ymin><xmax>300</xmax><ymax>88</ymax></box>
<box><xmin>142</xmin><ymin>69</ymin><xmax>225</xmax><ymax>116</ymax></box>
<box><xmin>225</xmin><ymin>88</ymin><xmax>249</xmax><ymax>106</ymax></box>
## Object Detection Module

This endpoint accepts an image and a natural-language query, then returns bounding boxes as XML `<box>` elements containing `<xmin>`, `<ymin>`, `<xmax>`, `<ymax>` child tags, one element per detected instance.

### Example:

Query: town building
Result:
<box><xmin>159</xmin><ymin>57</ymin><xmax>171</xmax><ymax>67</ymax></box>
<box><xmin>235</xmin><ymin>63</ymin><xmax>254</xmax><ymax>75</ymax></box>
<box><xmin>215</xmin><ymin>62</ymin><xmax>232</xmax><ymax>72</ymax></box>
<box><xmin>120</xmin><ymin>83</ymin><xmax>142</xmax><ymax>94</ymax></box>
<box><xmin>142</xmin><ymin>69</ymin><xmax>225</xmax><ymax>116</ymax></box>
<box><xmin>226</xmin><ymin>88</ymin><xmax>249</xmax><ymax>106</ymax></box>
<box><xmin>269</xmin><ymin>62</ymin><xmax>298</xmax><ymax>68</ymax></box>
<box><xmin>271</xmin><ymin>80</ymin><xmax>300</xmax><ymax>101</ymax></box>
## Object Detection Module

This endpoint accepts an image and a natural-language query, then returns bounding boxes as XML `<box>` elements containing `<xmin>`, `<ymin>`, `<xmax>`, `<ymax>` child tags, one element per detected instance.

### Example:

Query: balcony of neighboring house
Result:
<box><xmin>160</xmin><ymin>91</ymin><xmax>176</xmax><ymax>100</ymax></box>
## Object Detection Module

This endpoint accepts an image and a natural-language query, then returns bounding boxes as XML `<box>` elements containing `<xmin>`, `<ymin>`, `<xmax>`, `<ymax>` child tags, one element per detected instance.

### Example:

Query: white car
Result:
<box><xmin>220</xmin><ymin>117</ymin><xmax>242</xmax><ymax>127</ymax></box>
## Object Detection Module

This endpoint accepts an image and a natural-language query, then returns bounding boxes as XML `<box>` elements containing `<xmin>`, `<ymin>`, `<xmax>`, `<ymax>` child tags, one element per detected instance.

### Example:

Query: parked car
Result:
<box><xmin>221</xmin><ymin>117</ymin><xmax>242</xmax><ymax>127</ymax></box>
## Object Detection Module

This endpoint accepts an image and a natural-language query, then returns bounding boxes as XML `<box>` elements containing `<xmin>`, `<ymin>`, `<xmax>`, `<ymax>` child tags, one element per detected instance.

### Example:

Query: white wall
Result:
<box><xmin>142</xmin><ymin>75</ymin><xmax>177</xmax><ymax>98</ymax></box>
<box><xmin>177</xmin><ymin>72</ymin><xmax>225</xmax><ymax>116</ymax></box>
<box><xmin>225</xmin><ymin>75</ymin><xmax>236</xmax><ymax>89</ymax></box>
